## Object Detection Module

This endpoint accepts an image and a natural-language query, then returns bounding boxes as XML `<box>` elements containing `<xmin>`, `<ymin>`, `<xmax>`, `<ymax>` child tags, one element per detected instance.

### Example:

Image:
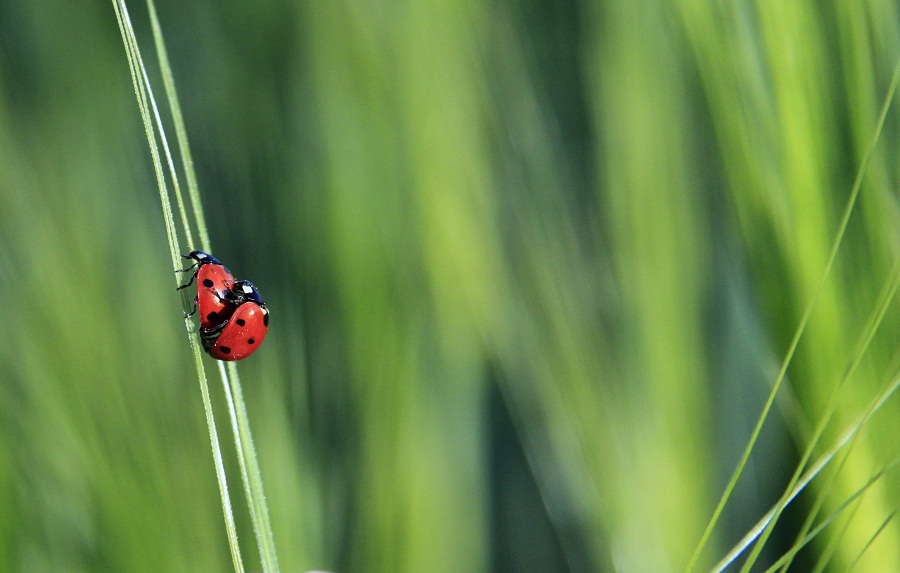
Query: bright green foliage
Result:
<box><xmin>0</xmin><ymin>1</ymin><xmax>898</xmax><ymax>572</ymax></box>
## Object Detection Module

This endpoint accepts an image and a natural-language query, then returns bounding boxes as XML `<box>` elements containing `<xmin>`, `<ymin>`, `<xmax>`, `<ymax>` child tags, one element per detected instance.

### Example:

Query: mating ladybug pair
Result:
<box><xmin>178</xmin><ymin>251</ymin><xmax>269</xmax><ymax>361</ymax></box>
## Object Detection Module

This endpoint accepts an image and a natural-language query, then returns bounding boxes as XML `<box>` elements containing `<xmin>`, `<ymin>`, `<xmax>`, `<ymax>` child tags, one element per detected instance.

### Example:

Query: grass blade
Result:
<box><xmin>711</xmin><ymin>364</ymin><xmax>900</xmax><ymax>572</ymax></box>
<box><xmin>225</xmin><ymin>361</ymin><xmax>280</xmax><ymax>573</ymax></box>
<box><xmin>687</xmin><ymin>60</ymin><xmax>900</xmax><ymax>572</ymax></box>
<box><xmin>146</xmin><ymin>0</ymin><xmax>210</xmax><ymax>251</ymax></box>
<box><xmin>112</xmin><ymin>1</ymin><xmax>253</xmax><ymax>571</ymax></box>
<box><xmin>761</xmin><ymin>456</ymin><xmax>900</xmax><ymax>573</ymax></box>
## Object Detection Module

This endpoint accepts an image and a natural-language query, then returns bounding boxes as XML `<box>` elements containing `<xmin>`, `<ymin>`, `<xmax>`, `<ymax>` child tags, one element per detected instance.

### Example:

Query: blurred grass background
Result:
<box><xmin>0</xmin><ymin>0</ymin><xmax>899</xmax><ymax>571</ymax></box>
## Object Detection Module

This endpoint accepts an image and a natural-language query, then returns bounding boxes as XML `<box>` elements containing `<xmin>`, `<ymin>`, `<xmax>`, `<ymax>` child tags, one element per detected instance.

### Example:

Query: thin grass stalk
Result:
<box><xmin>112</xmin><ymin>2</ymin><xmax>178</xmax><ymax>269</ymax></box>
<box><xmin>737</xmin><ymin>62</ymin><xmax>900</xmax><ymax>572</ymax></box>
<box><xmin>761</xmin><ymin>457</ymin><xmax>900</xmax><ymax>573</ymax></box>
<box><xmin>687</xmin><ymin>60</ymin><xmax>900</xmax><ymax>572</ymax></box>
<box><xmin>846</xmin><ymin>508</ymin><xmax>898</xmax><ymax>572</ymax></box>
<box><xmin>225</xmin><ymin>361</ymin><xmax>280</xmax><ymax>573</ymax></box>
<box><xmin>710</xmin><ymin>366</ymin><xmax>900</xmax><ymax>572</ymax></box>
<box><xmin>124</xmin><ymin>2</ymin><xmax>281</xmax><ymax>569</ymax></box>
<box><xmin>112</xmin><ymin>1</ymin><xmax>245</xmax><ymax>571</ymax></box>
<box><xmin>133</xmin><ymin>35</ymin><xmax>193</xmax><ymax>250</ymax></box>
<box><xmin>139</xmin><ymin>3</ymin><xmax>282</xmax><ymax>569</ymax></box>
<box><xmin>146</xmin><ymin>0</ymin><xmax>210</xmax><ymax>251</ymax></box>
<box><xmin>808</xmin><ymin>471</ymin><xmax>866</xmax><ymax>573</ymax></box>
<box><xmin>775</xmin><ymin>260</ymin><xmax>900</xmax><ymax>572</ymax></box>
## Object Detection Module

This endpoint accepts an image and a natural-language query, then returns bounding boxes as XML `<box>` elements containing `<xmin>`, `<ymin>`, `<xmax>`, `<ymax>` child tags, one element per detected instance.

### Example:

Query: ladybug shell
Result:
<box><xmin>194</xmin><ymin>263</ymin><xmax>237</xmax><ymax>329</ymax></box>
<box><xmin>201</xmin><ymin>302</ymin><xmax>269</xmax><ymax>361</ymax></box>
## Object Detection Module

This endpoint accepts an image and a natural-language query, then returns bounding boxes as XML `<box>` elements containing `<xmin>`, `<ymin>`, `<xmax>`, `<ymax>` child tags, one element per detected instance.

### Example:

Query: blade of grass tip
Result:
<box><xmin>776</xmin><ymin>260</ymin><xmax>900</xmax><ymax>573</ymax></box>
<box><xmin>146</xmin><ymin>0</ymin><xmax>211</xmax><ymax>251</ymax></box>
<box><xmin>224</xmin><ymin>361</ymin><xmax>280</xmax><ymax>573</ymax></box>
<box><xmin>113</xmin><ymin>2</ymin><xmax>245</xmax><ymax>571</ymax></box>
<box><xmin>737</xmin><ymin>62</ymin><xmax>900</xmax><ymax>573</ymax></box>
<box><xmin>710</xmin><ymin>367</ymin><xmax>900</xmax><ymax>572</ymax></box>
<box><xmin>846</xmin><ymin>508</ymin><xmax>898</xmax><ymax>572</ymax></box>
<box><xmin>762</xmin><ymin>456</ymin><xmax>900</xmax><ymax>573</ymax></box>
<box><xmin>686</xmin><ymin>59</ymin><xmax>900</xmax><ymax>572</ymax></box>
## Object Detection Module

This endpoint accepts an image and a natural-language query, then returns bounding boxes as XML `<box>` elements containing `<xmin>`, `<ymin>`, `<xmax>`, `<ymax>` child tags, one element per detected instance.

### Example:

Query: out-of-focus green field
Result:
<box><xmin>0</xmin><ymin>1</ymin><xmax>898</xmax><ymax>571</ymax></box>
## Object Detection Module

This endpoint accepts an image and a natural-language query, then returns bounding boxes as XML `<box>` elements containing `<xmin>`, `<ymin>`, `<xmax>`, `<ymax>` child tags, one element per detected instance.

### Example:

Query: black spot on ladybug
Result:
<box><xmin>220</xmin><ymin>346</ymin><xmax>232</xmax><ymax>355</ymax></box>
<box><xmin>263</xmin><ymin>313</ymin><xmax>269</xmax><ymax>327</ymax></box>
<box><xmin>207</xmin><ymin>311</ymin><xmax>219</xmax><ymax>322</ymax></box>
<box><xmin>248</xmin><ymin>338</ymin><xmax>255</xmax><ymax>345</ymax></box>
<box><xmin>202</xmin><ymin>278</ymin><xmax>214</xmax><ymax>288</ymax></box>
<box><xmin>236</xmin><ymin>318</ymin><xmax>246</xmax><ymax>327</ymax></box>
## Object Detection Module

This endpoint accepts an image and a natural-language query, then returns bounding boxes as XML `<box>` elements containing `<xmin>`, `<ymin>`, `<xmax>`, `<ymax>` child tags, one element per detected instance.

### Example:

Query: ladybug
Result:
<box><xmin>199</xmin><ymin>280</ymin><xmax>269</xmax><ymax>361</ymax></box>
<box><xmin>177</xmin><ymin>250</ymin><xmax>237</xmax><ymax>330</ymax></box>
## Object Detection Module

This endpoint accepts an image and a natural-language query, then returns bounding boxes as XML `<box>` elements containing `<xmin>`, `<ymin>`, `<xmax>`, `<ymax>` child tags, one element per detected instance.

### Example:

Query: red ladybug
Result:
<box><xmin>177</xmin><ymin>250</ymin><xmax>237</xmax><ymax>329</ymax></box>
<box><xmin>200</xmin><ymin>280</ymin><xmax>269</xmax><ymax>361</ymax></box>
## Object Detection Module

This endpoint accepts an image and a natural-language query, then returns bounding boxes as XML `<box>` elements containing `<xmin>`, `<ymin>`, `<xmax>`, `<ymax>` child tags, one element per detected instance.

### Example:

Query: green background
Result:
<box><xmin>1</xmin><ymin>1</ymin><xmax>899</xmax><ymax>571</ymax></box>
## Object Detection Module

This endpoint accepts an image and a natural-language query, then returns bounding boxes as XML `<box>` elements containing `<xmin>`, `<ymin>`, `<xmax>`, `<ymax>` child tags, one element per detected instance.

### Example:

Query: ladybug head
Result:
<box><xmin>183</xmin><ymin>250</ymin><xmax>222</xmax><ymax>266</ymax></box>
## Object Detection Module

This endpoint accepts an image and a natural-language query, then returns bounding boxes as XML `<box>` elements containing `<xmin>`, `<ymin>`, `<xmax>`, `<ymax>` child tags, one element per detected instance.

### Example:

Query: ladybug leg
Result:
<box><xmin>210</xmin><ymin>287</ymin><xmax>235</xmax><ymax>304</ymax></box>
<box><xmin>176</xmin><ymin>255</ymin><xmax>202</xmax><ymax>290</ymax></box>
<box><xmin>176</xmin><ymin>271</ymin><xmax>198</xmax><ymax>290</ymax></box>
<box><xmin>184</xmin><ymin>296</ymin><xmax>199</xmax><ymax>319</ymax></box>
<box><xmin>176</xmin><ymin>260</ymin><xmax>200</xmax><ymax>273</ymax></box>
